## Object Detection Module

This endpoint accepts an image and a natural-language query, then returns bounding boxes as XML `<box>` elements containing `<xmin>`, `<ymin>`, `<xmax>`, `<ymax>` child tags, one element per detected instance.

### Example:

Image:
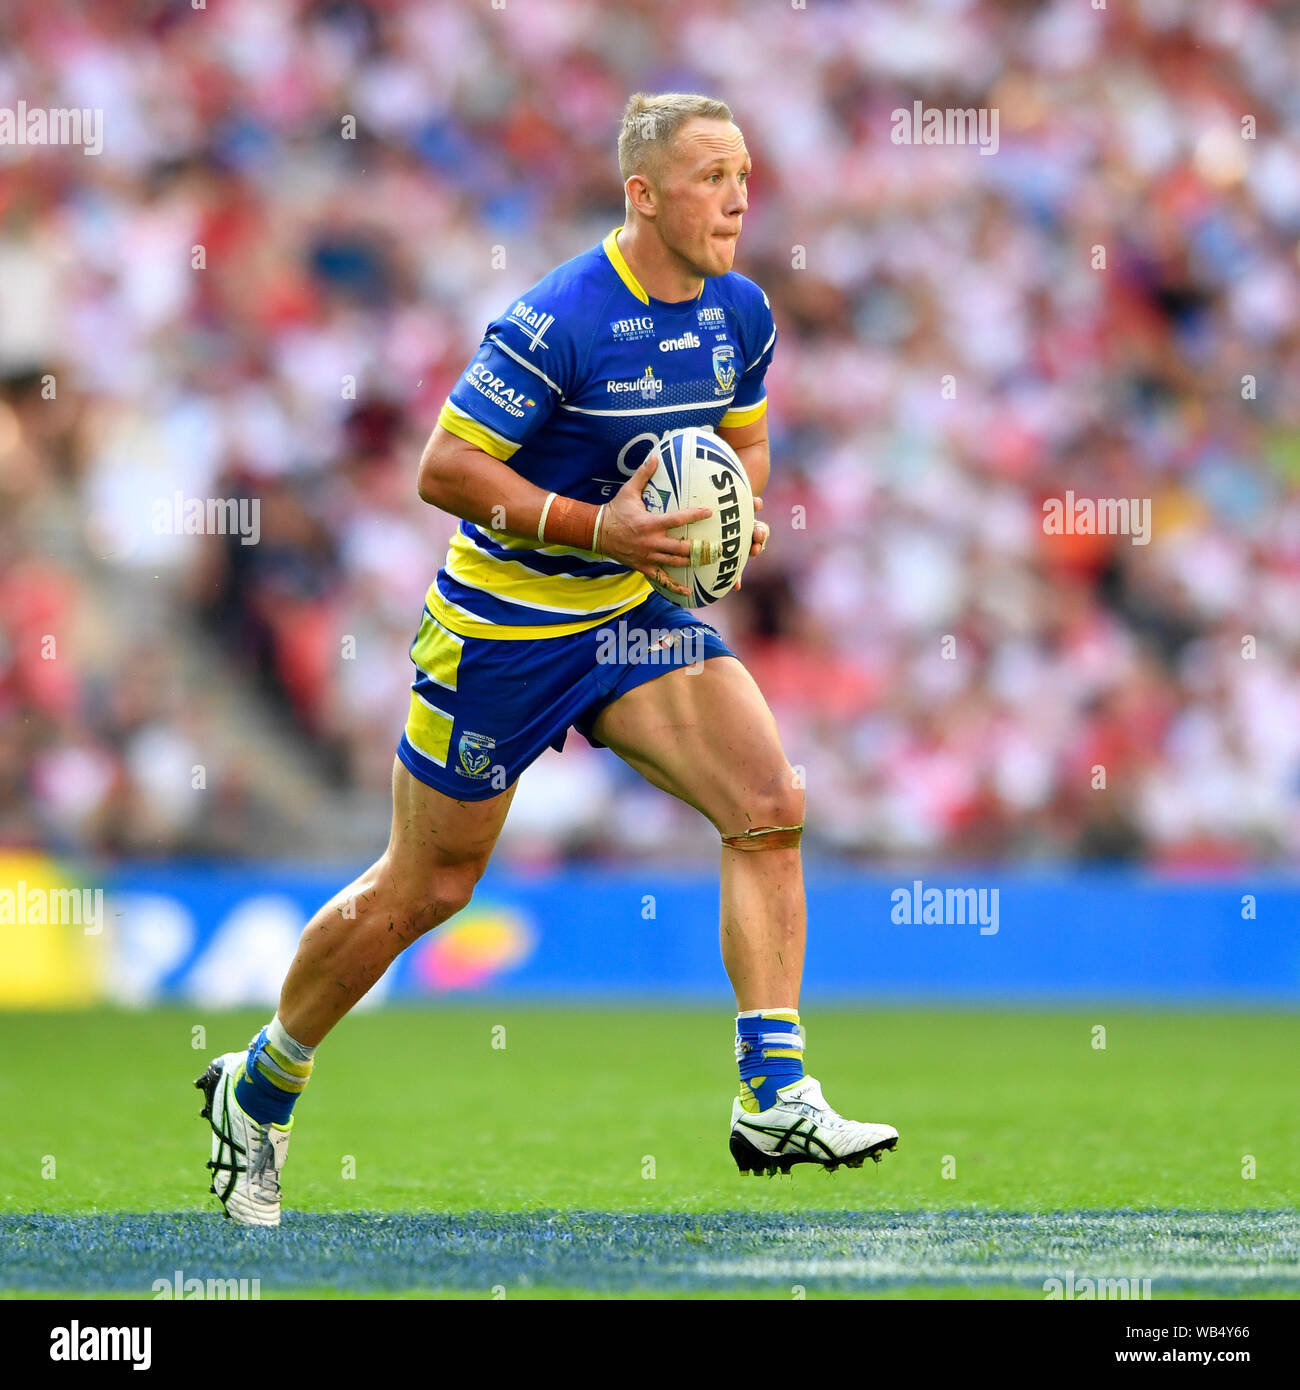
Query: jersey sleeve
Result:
<box><xmin>439</xmin><ymin>292</ymin><xmax>578</xmax><ymax>462</ymax></box>
<box><xmin>719</xmin><ymin>287</ymin><xmax>777</xmax><ymax>429</ymax></box>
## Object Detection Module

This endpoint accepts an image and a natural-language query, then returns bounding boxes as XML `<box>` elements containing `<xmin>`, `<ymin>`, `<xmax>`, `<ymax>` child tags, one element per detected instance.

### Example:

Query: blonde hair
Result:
<box><xmin>618</xmin><ymin>92</ymin><xmax>735</xmax><ymax>189</ymax></box>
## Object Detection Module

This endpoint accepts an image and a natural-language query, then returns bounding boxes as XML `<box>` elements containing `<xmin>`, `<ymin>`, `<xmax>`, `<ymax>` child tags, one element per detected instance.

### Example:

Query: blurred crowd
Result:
<box><xmin>4</xmin><ymin>0</ymin><xmax>1300</xmax><ymax>866</ymax></box>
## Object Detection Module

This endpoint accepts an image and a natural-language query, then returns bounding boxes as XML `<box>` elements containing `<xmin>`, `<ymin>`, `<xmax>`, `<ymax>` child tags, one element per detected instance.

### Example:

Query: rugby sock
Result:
<box><xmin>735</xmin><ymin>1007</ymin><xmax>804</xmax><ymax>1113</ymax></box>
<box><xmin>233</xmin><ymin>1015</ymin><xmax>316</xmax><ymax>1126</ymax></box>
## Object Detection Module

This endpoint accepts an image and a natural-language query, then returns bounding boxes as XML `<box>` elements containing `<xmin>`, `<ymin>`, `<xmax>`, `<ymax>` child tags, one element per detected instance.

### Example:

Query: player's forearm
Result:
<box><xmin>716</xmin><ymin>419</ymin><xmax>770</xmax><ymax>496</ymax></box>
<box><xmin>417</xmin><ymin>424</ymin><xmax>600</xmax><ymax>548</ymax></box>
<box><xmin>733</xmin><ymin>441</ymin><xmax>769</xmax><ymax>496</ymax></box>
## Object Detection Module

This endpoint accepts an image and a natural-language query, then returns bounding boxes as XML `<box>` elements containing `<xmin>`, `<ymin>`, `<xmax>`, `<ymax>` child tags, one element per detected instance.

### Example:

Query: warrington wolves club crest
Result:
<box><xmin>712</xmin><ymin>344</ymin><xmax>737</xmax><ymax>392</ymax></box>
<box><xmin>457</xmin><ymin>729</ymin><xmax>496</xmax><ymax>779</ymax></box>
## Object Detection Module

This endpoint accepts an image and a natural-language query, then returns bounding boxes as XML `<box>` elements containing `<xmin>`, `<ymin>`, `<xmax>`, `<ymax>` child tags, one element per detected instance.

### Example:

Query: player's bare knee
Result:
<box><xmin>721</xmin><ymin>769</ymin><xmax>804</xmax><ymax>849</ymax></box>
<box><xmin>436</xmin><ymin>860</ymin><xmax>483</xmax><ymax>917</ymax></box>
<box><xmin>366</xmin><ymin>851</ymin><xmax>478</xmax><ymax>938</ymax></box>
<box><xmin>407</xmin><ymin>856</ymin><xmax>486</xmax><ymax>936</ymax></box>
<box><xmin>751</xmin><ymin>767</ymin><xmax>803</xmax><ymax>826</ymax></box>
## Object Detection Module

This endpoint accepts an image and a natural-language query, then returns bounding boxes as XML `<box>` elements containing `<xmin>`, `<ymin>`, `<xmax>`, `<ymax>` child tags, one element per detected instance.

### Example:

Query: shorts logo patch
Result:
<box><xmin>457</xmin><ymin>730</ymin><xmax>497</xmax><ymax>779</ymax></box>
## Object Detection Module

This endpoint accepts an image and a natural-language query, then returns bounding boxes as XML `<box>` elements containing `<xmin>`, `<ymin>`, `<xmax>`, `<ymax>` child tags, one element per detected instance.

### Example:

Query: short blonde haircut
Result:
<box><xmin>618</xmin><ymin>92</ymin><xmax>735</xmax><ymax>188</ymax></box>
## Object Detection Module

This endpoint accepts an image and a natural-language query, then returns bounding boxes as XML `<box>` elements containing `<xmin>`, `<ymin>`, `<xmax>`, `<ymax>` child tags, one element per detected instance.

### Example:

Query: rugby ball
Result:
<box><xmin>640</xmin><ymin>427</ymin><xmax>754</xmax><ymax>607</ymax></box>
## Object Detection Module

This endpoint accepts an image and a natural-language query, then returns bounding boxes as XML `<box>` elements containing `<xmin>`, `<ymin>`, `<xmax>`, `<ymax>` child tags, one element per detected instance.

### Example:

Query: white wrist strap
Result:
<box><xmin>537</xmin><ymin>491</ymin><xmax>557</xmax><ymax>543</ymax></box>
<box><xmin>591</xmin><ymin>504</ymin><xmax>607</xmax><ymax>554</ymax></box>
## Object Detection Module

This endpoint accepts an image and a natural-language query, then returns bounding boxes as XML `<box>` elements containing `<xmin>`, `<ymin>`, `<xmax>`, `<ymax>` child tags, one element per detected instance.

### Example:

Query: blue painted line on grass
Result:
<box><xmin>3</xmin><ymin>1211</ymin><xmax>1298</xmax><ymax>1296</ymax></box>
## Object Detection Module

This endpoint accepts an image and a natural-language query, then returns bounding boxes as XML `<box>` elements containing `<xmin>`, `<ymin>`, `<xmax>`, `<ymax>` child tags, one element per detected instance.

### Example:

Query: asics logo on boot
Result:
<box><xmin>737</xmin><ymin>1117</ymin><xmax>835</xmax><ymax>1158</ymax></box>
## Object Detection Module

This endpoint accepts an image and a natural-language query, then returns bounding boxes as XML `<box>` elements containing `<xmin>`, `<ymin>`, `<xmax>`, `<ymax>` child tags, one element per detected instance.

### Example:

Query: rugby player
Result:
<box><xmin>197</xmin><ymin>92</ymin><xmax>898</xmax><ymax>1225</ymax></box>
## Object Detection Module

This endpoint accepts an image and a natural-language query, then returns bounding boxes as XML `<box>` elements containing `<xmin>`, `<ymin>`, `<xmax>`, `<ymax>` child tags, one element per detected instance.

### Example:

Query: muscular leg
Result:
<box><xmin>590</xmin><ymin>656</ymin><xmax>805</xmax><ymax>1009</ymax></box>
<box><xmin>277</xmin><ymin>758</ymin><xmax>517</xmax><ymax>1045</ymax></box>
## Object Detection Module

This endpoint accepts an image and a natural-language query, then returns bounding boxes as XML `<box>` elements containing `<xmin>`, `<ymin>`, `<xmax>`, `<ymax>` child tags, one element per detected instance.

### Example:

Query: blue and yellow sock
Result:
<box><xmin>233</xmin><ymin>1015</ymin><xmax>315</xmax><ymax>1126</ymax></box>
<box><xmin>735</xmin><ymin>1007</ymin><xmax>804</xmax><ymax>1112</ymax></box>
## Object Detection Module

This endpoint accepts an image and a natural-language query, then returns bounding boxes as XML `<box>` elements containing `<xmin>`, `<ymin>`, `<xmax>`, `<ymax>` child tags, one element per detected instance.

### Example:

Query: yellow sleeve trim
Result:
<box><xmin>719</xmin><ymin>397</ymin><xmax>768</xmax><ymax>429</ymax></box>
<box><xmin>438</xmin><ymin>401</ymin><xmax>519</xmax><ymax>461</ymax></box>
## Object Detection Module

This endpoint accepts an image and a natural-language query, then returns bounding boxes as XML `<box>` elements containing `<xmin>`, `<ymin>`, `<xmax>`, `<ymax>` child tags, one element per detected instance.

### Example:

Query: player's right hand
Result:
<box><xmin>598</xmin><ymin>455</ymin><xmax>712</xmax><ymax>598</ymax></box>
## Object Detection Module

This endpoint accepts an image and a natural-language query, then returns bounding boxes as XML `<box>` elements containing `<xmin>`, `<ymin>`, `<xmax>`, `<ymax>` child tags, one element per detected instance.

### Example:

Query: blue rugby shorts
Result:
<box><xmin>396</xmin><ymin>591</ymin><xmax>735</xmax><ymax>800</ymax></box>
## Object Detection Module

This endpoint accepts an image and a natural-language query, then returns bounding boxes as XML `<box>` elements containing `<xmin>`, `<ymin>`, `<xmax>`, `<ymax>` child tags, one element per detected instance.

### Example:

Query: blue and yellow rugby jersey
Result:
<box><xmin>429</xmin><ymin>227</ymin><xmax>777</xmax><ymax>639</ymax></box>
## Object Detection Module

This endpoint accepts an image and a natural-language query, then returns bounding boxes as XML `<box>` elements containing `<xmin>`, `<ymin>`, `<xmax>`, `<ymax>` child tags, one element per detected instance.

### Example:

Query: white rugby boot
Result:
<box><xmin>730</xmin><ymin>1075</ymin><xmax>898</xmax><ymax>1176</ymax></box>
<box><xmin>195</xmin><ymin>1051</ymin><xmax>292</xmax><ymax>1226</ymax></box>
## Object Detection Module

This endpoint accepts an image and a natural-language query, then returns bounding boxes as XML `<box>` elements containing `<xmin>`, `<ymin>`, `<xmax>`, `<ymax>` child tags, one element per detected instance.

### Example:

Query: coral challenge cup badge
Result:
<box><xmin>457</xmin><ymin>730</ymin><xmax>497</xmax><ymax>779</ymax></box>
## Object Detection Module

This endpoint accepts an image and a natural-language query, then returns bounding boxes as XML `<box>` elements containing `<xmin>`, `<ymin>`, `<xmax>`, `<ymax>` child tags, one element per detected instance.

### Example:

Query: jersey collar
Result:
<box><xmin>602</xmin><ymin>226</ymin><xmax>705</xmax><ymax>306</ymax></box>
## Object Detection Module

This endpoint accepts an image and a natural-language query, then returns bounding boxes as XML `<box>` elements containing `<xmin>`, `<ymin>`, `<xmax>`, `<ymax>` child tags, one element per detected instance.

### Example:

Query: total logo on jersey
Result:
<box><xmin>610</xmin><ymin>315</ymin><xmax>656</xmax><ymax>341</ymax></box>
<box><xmin>659</xmin><ymin>331</ymin><xmax>701</xmax><ymax>352</ymax></box>
<box><xmin>508</xmin><ymin>300</ymin><xmax>554</xmax><ymax>351</ymax></box>
<box><xmin>466</xmin><ymin>363</ymin><xmax>536</xmax><ymax>418</ymax></box>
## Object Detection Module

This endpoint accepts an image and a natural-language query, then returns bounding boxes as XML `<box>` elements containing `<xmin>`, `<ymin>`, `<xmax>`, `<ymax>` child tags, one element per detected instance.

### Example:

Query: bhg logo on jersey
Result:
<box><xmin>611</xmin><ymin>315</ymin><xmax>656</xmax><ymax>341</ymax></box>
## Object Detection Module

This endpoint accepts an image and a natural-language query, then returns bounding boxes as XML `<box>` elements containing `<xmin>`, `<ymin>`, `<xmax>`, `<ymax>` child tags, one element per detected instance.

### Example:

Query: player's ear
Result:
<box><xmin>625</xmin><ymin>173</ymin><xmax>657</xmax><ymax>219</ymax></box>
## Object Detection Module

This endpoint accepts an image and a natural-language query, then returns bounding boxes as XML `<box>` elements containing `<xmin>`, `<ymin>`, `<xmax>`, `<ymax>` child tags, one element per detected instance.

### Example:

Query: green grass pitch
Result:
<box><xmin>1</xmin><ymin>1006</ymin><xmax>1297</xmax><ymax>1298</ymax></box>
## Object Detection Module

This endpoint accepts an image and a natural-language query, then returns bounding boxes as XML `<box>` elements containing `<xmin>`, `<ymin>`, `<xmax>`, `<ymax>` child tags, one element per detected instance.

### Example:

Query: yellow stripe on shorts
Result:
<box><xmin>411</xmin><ymin>613</ymin><xmax>464</xmax><ymax>691</ymax></box>
<box><xmin>405</xmin><ymin>690</ymin><xmax>454</xmax><ymax>767</ymax></box>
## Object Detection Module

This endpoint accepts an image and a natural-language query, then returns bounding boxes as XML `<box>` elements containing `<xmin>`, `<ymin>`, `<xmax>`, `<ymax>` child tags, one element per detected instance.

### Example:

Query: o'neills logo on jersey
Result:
<box><xmin>710</xmin><ymin>467</ymin><xmax>745</xmax><ymax>589</ymax></box>
<box><xmin>610</xmin><ymin>315</ymin><xmax>655</xmax><ymax>341</ymax></box>
<box><xmin>508</xmin><ymin>300</ymin><xmax>554</xmax><ymax>351</ymax></box>
<box><xmin>659</xmin><ymin>331</ymin><xmax>700</xmax><ymax>352</ymax></box>
<box><xmin>607</xmin><ymin>368</ymin><xmax>663</xmax><ymax>398</ymax></box>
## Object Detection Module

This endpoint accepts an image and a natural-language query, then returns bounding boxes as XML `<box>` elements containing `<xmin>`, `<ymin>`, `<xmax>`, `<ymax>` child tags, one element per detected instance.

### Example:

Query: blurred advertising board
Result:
<box><xmin>3</xmin><ymin>861</ymin><xmax>1294</xmax><ymax>1007</ymax></box>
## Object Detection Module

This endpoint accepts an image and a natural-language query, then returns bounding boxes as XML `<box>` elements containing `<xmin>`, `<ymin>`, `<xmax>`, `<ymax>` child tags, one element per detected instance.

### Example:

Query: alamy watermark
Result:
<box><xmin>891</xmin><ymin>102</ymin><xmax>999</xmax><ymax>156</ymax></box>
<box><xmin>0</xmin><ymin>102</ymin><xmax>102</xmax><ymax>156</ymax></box>
<box><xmin>152</xmin><ymin>1269</ymin><xmax>261</xmax><ymax>1300</ymax></box>
<box><xmin>50</xmin><ymin>1323</ymin><xmax>150</xmax><ymax>1369</ymax></box>
<box><xmin>890</xmin><ymin>880</ymin><xmax>999</xmax><ymax>935</ymax></box>
<box><xmin>1043</xmin><ymin>491</ymin><xmax>1151</xmax><ymax>546</ymax></box>
<box><xmin>1044</xmin><ymin>1271</ymin><xmax>1152</xmax><ymax>1300</ymax></box>
<box><xmin>152</xmin><ymin>493</ymin><xmax>261</xmax><ymax>545</ymax></box>
<box><xmin>0</xmin><ymin>882</ymin><xmax>102</xmax><ymax>934</ymax></box>
<box><xmin>594</xmin><ymin>620</ymin><xmax>706</xmax><ymax>673</ymax></box>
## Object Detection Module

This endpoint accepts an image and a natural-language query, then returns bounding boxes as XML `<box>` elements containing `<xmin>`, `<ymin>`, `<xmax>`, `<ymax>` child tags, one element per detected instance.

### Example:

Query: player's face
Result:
<box><xmin>655</xmin><ymin>119</ymin><xmax>750</xmax><ymax>279</ymax></box>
